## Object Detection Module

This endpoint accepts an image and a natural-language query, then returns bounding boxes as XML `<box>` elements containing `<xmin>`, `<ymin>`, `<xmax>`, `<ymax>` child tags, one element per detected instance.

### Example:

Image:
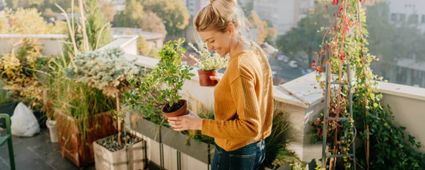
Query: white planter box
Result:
<box><xmin>94</xmin><ymin>137</ymin><xmax>146</xmax><ymax>170</ymax></box>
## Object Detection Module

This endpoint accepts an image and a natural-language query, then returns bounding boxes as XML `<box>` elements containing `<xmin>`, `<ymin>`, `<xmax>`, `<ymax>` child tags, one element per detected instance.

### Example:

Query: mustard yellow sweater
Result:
<box><xmin>201</xmin><ymin>44</ymin><xmax>274</xmax><ymax>151</ymax></box>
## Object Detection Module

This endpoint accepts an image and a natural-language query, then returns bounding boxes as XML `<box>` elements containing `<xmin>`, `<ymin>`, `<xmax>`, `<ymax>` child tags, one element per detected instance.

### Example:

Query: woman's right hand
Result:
<box><xmin>210</xmin><ymin>75</ymin><xmax>223</xmax><ymax>82</ymax></box>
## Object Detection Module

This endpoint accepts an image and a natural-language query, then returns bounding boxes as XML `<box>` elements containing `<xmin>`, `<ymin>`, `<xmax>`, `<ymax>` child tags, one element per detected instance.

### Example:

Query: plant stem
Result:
<box><xmin>78</xmin><ymin>0</ymin><xmax>90</xmax><ymax>51</ymax></box>
<box><xmin>116</xmin><ymin>92</ymin><xmax>122</xmax><ymax>145</ymax></box>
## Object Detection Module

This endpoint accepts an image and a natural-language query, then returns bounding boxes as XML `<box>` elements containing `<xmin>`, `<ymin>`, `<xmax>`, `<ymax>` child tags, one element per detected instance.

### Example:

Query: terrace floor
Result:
<box><xmin>0</xmin><ymin>128</ymin><xmax>95</xmax><ymax>170</ymax></box>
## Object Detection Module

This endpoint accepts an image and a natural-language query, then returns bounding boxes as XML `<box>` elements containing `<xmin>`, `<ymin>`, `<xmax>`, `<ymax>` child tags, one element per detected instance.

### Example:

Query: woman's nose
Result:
<box><xmin>207</xmin><ymin>43</ymin><xmax>215</xmax><ymax>51</ymax></box>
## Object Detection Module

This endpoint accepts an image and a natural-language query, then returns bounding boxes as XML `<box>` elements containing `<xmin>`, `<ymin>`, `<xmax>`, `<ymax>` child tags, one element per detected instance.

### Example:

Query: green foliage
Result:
<box><xmin>137</xmin><ymin>36</ymin><xmax>160</xmax><ymax>58</ymax></box>
<box><xmin>153</xmin><ymin>39</ymin><xmax>194</xmax><ymax>111</ymax></box>
<box><xmin>188</xmin><ymin>43</ymin><xmax>227</xmax><ymax>71</ymax></box>
<box><xmin>353</xmin><ymin>97</ymin><xmax>425</xmax><ymax>169</ymax></box>
<box><xmin>85</xmin><ymin>0</ymin><xmax>113</xmax><ymax>50</ymax></box>
<box><xmin>0</xmin><ymin>8</ymin><xmax>67</xmax><ymax>34</ymax></box>
<box><xmin>61</xmin><ymin>0</ymin><xmax>112</xmax><ymax>57</ymax></box>
<box><xmin>367</xmin><ymin>2</ymin><xmax>425</xmax><ymax>63</ymax></box>
<box><xmin>139</xmin><ymin>11</ymin><xmax>167</xmax><ymax>35</ymax></box>
<box><xmin>5</xmin><ymin>0</ymin><xmax>44</xmax><ymax>9</ymax></box>
<box><xmin>67</xmin><ymin>48</ymin><xmax>145</xmax><ymax>98</ymax></box>
<box><xmin>264</xmin><ymin>111</ymin><xmax>304</xmax><ymax>169</ymax></box>
<box><xmin>124</xmin><ymin>39</ymin><xmax>194</xmax><ymax>123</ymax></box>
<box><xmin>276</xmin><ymin>3</ymin><xmax>334</xmax><ymax>69</ymax></box>
<box><xmin>112</xmin><ymin>0</ymin><xmax>144</xmax><ymax>28</ymax></box>
<box><xmin>47</xmin><ymin>54</ymin><xmax>114</xmax><ymax>140</ymax></box>
<box><xmin>0</xmin><ymin>39</ymin><xmax>45</xmax><ymax>108</ymax></box>
<box><xmin>248</xmin><ymin>10</ymin><xmax>278</xmax><ymax>45</ymax></box>
<box><xmin>141</xmin><ymin>0</ymin><xmax>189</xmax><ymax>38</ymax></box>
<box><xmin>311</xmin><ymin>1</ymin><xmax>425</xmax><ymax>169</ymax></box>
<box><xmin>0</xmin><ymin>81</ymin><xmax>13</xmax><ymax>105</ymax></box>
<box><xmin>124</xmin><ymin>75</ymin><xmax>164</xmax><ymax>124</ymax></box>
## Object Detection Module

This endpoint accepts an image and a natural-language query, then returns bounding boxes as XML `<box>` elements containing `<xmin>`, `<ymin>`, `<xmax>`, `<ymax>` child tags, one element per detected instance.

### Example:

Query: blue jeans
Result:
<box><xmin>211</xmin><ymin>140</ymin><xmax>265</xmax><ymax>170</ymax></box>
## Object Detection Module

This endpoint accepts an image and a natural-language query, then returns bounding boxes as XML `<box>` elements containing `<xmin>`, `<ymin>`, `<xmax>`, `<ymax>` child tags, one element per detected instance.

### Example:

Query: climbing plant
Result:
<box><xmin>313</xmin><ymin>0</ymin><xmax>425</xmax><ymax>169</ymax></box>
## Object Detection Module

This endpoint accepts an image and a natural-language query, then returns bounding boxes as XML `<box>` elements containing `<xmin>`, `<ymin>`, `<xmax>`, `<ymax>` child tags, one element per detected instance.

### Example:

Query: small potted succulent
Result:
<box><xmin>188</xmin><ymin>43</ymin><xmax>227</xmax><ymax>86</ymax></box>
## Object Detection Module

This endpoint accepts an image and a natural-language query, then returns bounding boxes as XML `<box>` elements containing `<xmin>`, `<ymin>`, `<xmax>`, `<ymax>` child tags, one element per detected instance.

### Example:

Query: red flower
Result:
<box><xmin>311</xmin><ymin>60</ymin><xmax>317</xmax><ymax>68</ymax></box>
<box><xmin>339</xmin><ymin>52</ymin><xmax>346</xmax><ymax>60</ymax></box>
<box><xmin>332</xmin><ymin>0</ymin><xmax>338</xmax><ymax>6</ymax></box>
<box><xmin>312</xmin><ymin>60</ymin><xmax>324</xmax><ymax>73</ymax></box>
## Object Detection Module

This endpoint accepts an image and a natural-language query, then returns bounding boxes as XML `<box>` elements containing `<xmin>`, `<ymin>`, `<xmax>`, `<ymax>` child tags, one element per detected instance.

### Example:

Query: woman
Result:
<box><xmin>167</xmin><ymin>0</ymin><xmax>274</xmax><ymax>169</ymax></box>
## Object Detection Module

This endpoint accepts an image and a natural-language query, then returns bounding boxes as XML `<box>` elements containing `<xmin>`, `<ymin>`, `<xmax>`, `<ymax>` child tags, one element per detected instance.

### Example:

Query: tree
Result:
<box><xmin>248</xmin><ymin>10</ymin><xmax>277</xmax><ymax>45</ymax></box>
<box><xmin>0</xmin><ymin>8</ymin><xmax>66</xmax><ymax>34</ymax></box>
<box><xmin>112</xmin><ymin>0</ymin><xmax>144</xmax><ymax>28</ymax></box>
<box><xmin>366</xmin><ymin>2</ymin><xmax>425</xmax><ymax>63</ymax></box>
<box><xmin>99</xmin><ymin>1</ymin><xmax>116</xmax><ymax>22</ymax></box>
<box><xmin>138</xmin><ymin>11</ymin><xmax>166</xmax><ymax>35</ymax></box>
<box><xmin>276</xmin><ymin>4</ymin><xmax>334</xmax><ymax>69</ymax></box>
<box><xmin>85</xmin><ymin>0</ymin><xmax>112</xmax><ymax>50</ymax></box>
<box><xmin>276</xmin><ymin>1</ymin><xmax>425</xmax><ymax>70</ymax></box>
<box><xmin>141</xmin><ymin>0</ymin><xmax>189</xmax><ymax>38</ymax></box>
<box><xmin>5</xmin><ymin>0</ymin><xmax>43</xmax><ymax>9</ymax></box>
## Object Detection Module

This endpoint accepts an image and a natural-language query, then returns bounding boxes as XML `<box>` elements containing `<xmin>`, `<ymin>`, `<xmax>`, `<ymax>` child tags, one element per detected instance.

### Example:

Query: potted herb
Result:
<box><xmin>188</xmin><ymin>43</ymin><xmax>226</xmax><ymax>86</ymax></box>
<box><xmin>67</xmin><ymin>48</ymin><xmax>147</xmax><ymax>169</ymax></box>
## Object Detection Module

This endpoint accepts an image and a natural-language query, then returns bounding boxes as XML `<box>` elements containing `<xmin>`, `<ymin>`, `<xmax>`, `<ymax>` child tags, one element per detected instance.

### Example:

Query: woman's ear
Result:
<box><xmin>226</xmin><ymin>22</ymin><xmax>236</xmax><ymax>34</ymax></box>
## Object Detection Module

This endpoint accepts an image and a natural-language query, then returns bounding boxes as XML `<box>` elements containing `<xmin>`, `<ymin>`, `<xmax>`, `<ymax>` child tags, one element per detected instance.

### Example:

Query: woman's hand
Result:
<box><xmin>167</xmin><ymin>112</ymin><xmax>203</xmax><ymax>132</ymax></box>
<box><xmin>209</xmin><ymin>75</ymin><xmax>223</xmax><ymax>82</ymax></box>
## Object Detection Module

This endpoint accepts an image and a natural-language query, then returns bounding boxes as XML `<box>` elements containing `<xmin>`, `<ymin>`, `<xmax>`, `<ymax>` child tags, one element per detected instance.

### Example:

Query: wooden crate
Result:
<box><xmin>56</xmin><ymin>111</ymin><xmax>116</xmax><ymax>166</ymax></box>
<box><xmin>94</xmin><ymin>137</ymin><xmax>146</xmax><ymax>170</ymax></box>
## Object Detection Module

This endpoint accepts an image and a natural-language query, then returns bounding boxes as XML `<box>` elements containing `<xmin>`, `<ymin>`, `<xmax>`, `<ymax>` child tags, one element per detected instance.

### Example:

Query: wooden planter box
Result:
<box><xmin>56</xmin><ymin>111</ymin><xmax>117</xmax><ymax>167</ymax></box>
<box><xmin>130</xmin><ymin>113</ymin><xmax>214</xmax><ymax>164</ymax></box>
<box><xmin>93</xmin><ymin>135</ymin><xmax>146</xmax><ymax>170</ymax></box>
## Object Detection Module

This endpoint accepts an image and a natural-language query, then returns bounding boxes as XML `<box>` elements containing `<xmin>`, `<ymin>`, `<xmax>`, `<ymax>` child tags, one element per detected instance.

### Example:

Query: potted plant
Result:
<box><xmin>0</xmin><ymin>38</ymin><xmax>50</xmax><ymax>127</ymax></box>
<box><xmin>49</xmin><ymin>54</ymin><xmax>116</xmax><ymax>166</ymax></box>
<box><xmin>148</xmin><ymin>39</ymin><xmax>194</xmax><ymax>118</ymax></box>
<box><xmin>67</xmin><ymin>48</ymin><xmax>147</xmax><ymax>169</ymax></box>
<box><xmin>187</xmin><ymin>43</ymin><xmax>227</xmax><ymax>86</ymax></box>
<box><xmin>43</xmin><ymin>89</ymin><xmax>58</xmax><ymax>142</ymax></box>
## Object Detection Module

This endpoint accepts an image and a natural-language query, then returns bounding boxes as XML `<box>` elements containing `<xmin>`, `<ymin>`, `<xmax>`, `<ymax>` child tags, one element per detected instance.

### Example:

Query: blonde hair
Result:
<box><xmin>194</xmin><ymin>0</ymin><xmax>249</xmax><ymax>34</ymax></box>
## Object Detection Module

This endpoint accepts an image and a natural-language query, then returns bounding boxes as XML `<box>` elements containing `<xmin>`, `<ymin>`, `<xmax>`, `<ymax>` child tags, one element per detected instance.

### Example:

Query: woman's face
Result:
<box><xmin>198</xmin><ymin>29</ymin><xmax>232</xmax><ymax>57</ymax></box>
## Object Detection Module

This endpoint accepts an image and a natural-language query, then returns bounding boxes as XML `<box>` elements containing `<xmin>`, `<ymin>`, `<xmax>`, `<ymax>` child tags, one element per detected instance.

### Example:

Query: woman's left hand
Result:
<box><xmin>167</xmin><ymin>112</ymin><xmax>203</xmax><ymax>131</ymax></box>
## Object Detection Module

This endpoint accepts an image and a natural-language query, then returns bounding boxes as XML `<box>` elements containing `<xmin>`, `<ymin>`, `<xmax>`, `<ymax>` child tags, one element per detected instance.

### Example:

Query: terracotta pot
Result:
<box><xmin>162</xmin><ymin>99</ymin><xmax>188</xmax><ymax>118</ymax></box>
<box><xmin>198</xmin><ymin>70</ymin><xmax>218</xmax><ymax>86</ymax></box>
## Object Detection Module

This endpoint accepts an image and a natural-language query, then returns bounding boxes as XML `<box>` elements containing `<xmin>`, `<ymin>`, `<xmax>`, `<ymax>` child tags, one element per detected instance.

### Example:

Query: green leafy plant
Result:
<box><xmin>0</xmin><ymin>38</ymin><xmax>45</xmax><ymax>109</ymax></box>
<box><xmin>0</xmin><ymin>81</ymin><xmax>13</xmax><ymax>105</ymax></box>
<box><xmin>67</xmin><ymin>48</ymin><xmax>146</xmax><ymax>144</ymax></box>
<box><xmin>124</xmin><ymin>39</ymin><xmax>194</xmax><ymax>123</ymax></box>
<box><xmin>151</xmin><ymin>39</ymin><xmax>194</xmax><ymax>112</ymax></box>
<box><xmin>57</xmin><ymin>0</ymin><xmax>112</xmax><ymax>58</ymax></box>
<box><xmin>47</xmin><ymin>53</ymin><xmax>114</xmax><ymax>141</ymax></box>
<box><xmin>0</xmin><ymin>8</ymin><xmax>67</xmax><ymax>34</ymax></box>
<box><xmin>187</xmin><ymin>43</ymin><xmax>227</xmax><ymax>71</ymax></box>
<box><xmin>312</xmin><ymin>0</ymin><xmax>425</xmax><ymax>169</ymax></box>
<box><xmin>263</xmin><ymin>110</ymin><xmax>304</xmax><ymax>169</ymax></box>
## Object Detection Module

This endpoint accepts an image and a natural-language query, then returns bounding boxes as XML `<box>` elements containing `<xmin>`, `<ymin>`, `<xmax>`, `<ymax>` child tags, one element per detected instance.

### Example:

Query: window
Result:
<box><xmin>391</xmin><ymin>13</ymin><xmax>397</xmax><ymax>22</ymax></box>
